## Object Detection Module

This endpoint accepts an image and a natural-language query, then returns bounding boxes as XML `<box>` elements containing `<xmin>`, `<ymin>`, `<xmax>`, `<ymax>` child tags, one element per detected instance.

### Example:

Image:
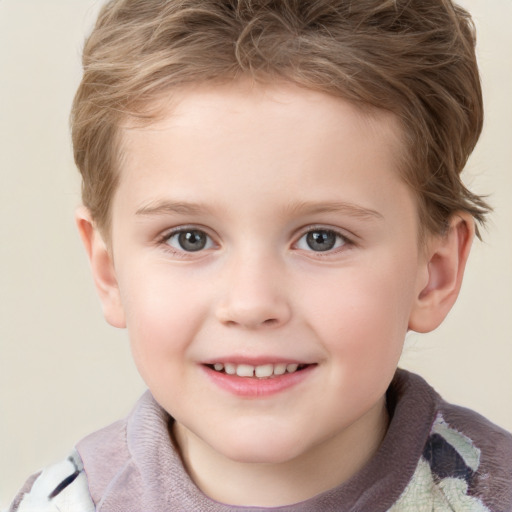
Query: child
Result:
<box><xmin>9</xmin><ymin>0</ymin><xmax>512</xmax><ymax>510</ymax></box>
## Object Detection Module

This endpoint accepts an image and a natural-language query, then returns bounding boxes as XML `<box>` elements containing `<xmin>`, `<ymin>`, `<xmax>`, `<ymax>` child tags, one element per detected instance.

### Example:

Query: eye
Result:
<box><xmin>295</xmin><ymin>229</ymin><xmax>347</xmax><ymax>252</ymax></box>
<box><xmin>165</xmin><ymin>229</ymin><xmax>214</xmax><ymax>252</ymax></box>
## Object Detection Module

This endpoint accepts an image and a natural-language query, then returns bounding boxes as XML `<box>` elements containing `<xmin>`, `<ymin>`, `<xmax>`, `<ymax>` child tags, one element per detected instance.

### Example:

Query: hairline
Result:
<box><xmin>94</xmin><ymin>76</ymin><xmax>434</xmax><ymax>251</ymax></box>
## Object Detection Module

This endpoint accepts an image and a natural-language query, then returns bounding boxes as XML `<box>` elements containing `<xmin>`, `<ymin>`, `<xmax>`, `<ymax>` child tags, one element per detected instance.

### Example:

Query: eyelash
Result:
<box><xmin>157</xmin><ymin>226</ymin><xmax>216</xmax><ymax>258</ymax></box>
<box><xmin>295</xmin><ymin>226</ymin><xmax>353</xmax><ymax>256</ymax></box>
<box><xmin>156</xmin><ymin>225</ymin><xmax>354</xmax><ymax>258</ymax></box>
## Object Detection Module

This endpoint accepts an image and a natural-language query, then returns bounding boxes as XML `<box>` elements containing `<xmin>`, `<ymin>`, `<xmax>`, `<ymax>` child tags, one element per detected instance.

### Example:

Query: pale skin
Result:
<box><xmin>77</xmin><ymin>81</ymin><xmax>474</xmax><ymax>507</ymax></box>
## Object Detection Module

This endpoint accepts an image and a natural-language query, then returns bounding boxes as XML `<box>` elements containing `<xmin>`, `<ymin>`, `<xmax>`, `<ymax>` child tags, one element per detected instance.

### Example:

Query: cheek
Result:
<box><xmin>302</xmin><ymin>258</ymin><xmax>416</xmax><ymax>364</ymax></box>
<box><xmin>299</xmin><ymin>265</ymin><xmax>415</xmax><ymax>417</ymax></box>
<box><xmin>117</xmin><ymin>267</ymin><xmax>206</xmax><ymax>377</ymax></box>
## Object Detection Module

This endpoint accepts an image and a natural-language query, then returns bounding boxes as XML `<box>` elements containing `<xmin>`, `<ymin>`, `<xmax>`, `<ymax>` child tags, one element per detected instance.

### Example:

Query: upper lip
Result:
<box><xmin>201</xmin><ymin>356</ymin><xmax>315</xmax><ymax>366</ymax></box>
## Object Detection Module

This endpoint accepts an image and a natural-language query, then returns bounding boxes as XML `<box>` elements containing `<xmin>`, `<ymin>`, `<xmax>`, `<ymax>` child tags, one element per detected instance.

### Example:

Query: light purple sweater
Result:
<box><xmin>10</xmin><ymin>370</ymin><xmax>512</xmax><ymax>511</ymax></box>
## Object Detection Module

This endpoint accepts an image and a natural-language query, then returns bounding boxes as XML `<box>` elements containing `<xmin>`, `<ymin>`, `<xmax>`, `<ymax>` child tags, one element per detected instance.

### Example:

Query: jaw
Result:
<box><xmin>172</xmin><ymin>394</ymin><xmax>389</xmax><ymax>506</ymax></box>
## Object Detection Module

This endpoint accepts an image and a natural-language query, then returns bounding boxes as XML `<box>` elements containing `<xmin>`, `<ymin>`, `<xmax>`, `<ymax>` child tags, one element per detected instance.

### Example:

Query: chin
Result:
<box><xmin>215</xmin><ymin>433</ymin><xmax>306</xmax><ymax>465</ymax></box>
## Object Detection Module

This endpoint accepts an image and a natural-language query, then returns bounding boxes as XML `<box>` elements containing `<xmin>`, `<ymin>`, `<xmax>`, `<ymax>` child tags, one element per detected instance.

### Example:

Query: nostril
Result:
<box><xmin>215</xmin><ymin>299</ymin><xmax>292</xmax><ymax>329</ymax></box>
<box><xmin>224</xmin><ymin>317</ymin><xmax>279</xmax><ymax>328</ymax></box>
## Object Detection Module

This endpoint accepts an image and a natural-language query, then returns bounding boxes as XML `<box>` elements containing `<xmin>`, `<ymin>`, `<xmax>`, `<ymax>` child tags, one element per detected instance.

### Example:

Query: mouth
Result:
<box><xmin>202</xmin><ymin>360</ymin><xmax>316</xmax><ymax>397</ymax></box>
<box><xmin>204</xmin><ymin>362</ymin><xmax>313</xmax><ymax>378</ymax></box>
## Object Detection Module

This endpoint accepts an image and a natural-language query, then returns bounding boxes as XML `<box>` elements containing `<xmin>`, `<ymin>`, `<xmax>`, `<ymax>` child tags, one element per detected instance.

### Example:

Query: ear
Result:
<box><xmin>75</xmin><ymin>207</ymin><xmax>126</xmax><ymax>328</ymax></box>
<box><xmin>408</xmin><ymin>212</ymin><xmax>475</xmax><ymax>333</ymax></box>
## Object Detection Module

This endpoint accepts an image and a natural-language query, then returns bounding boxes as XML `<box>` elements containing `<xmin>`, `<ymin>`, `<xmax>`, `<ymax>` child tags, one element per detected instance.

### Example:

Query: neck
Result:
<box><xmin>173</xmin><ymin>398</ymin><xmax>389</xmax><ymax>507</ymax></box>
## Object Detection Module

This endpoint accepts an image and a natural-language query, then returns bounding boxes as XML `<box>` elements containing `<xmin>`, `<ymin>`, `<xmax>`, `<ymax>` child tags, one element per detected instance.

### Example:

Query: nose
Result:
<box><xmin>215</xmin><ymin>253</ymin><xmax>292</xmax><ymax>329</ymax></box>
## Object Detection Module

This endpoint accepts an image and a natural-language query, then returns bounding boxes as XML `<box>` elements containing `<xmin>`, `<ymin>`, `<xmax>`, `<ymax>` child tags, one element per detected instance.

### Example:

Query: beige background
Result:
<box><xmin>1</xmin><ymin>0</ymin><xmax>511</xmax><ymax>508</ymax></box>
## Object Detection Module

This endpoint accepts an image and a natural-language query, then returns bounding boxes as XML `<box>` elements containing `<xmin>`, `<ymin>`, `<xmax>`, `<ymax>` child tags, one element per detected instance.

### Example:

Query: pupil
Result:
<box><xmin>179</xmin><ymin>230</ymin><xmax>207</xmax><ymax>251</ymax></box>
<box><xmin>306</xmin><ymin>231</ymin><xmax>336</xmax><ymax>251</ymax></box>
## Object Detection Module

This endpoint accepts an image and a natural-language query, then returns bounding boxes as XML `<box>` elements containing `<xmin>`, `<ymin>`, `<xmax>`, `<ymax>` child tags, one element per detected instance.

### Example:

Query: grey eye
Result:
<box><xmin>167</xmin><ymin>229</ymin><xmax>213</xmax><ymax>252</ymax></box>
<box><xmin>296</xmin><ymin>230</ymin><xmax>345</xmax><ymax>252</ymax></box>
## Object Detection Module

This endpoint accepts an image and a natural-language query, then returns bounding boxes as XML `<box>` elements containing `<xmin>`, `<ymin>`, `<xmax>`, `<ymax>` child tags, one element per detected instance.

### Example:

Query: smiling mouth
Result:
<box><xmin>205</xmin><ymin>362</ymin><xmax>311</xmax><ymax>379</ymax></box>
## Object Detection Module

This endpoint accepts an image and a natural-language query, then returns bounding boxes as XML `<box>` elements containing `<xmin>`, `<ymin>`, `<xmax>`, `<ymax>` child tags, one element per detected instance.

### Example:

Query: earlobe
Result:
<box><xmin>408</xmin><ymin>213</ymin><xmax>475</xmax><ymax>333</ymax></box>
<box><xmin>75</xmin><ymin>207</ymin><xmax>126</xmax><ymax>328</ymax></box>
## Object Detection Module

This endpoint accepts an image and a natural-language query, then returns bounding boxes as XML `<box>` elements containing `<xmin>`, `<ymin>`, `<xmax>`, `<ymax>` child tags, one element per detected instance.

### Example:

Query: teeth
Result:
<box><xmin>255</xmin><ymin>364</ymin><xmax>273</xmax><ymax>378</ymax></box>
<box><xmin>273</xmin><ymin>363</ymin><xmax>287</xmax><ymax>375</ymax></box>
<box><xmin>236</xmin><ymin>364</ymin><xmax>254</xmax><ymax>377</ymax></box>
<box><xmin>210</xmin><ymin>362</ymin><xmax>306</xmax><ymax>378</ymax></box>
<box><xmin>224</xmin><ymin>363</ymin><xmax>236</xmax><ymax>375</ymax></box>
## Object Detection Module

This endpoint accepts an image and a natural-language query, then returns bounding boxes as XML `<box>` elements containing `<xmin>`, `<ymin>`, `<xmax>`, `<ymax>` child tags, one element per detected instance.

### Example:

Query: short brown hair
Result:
<box><xmin>72</xmin><ymin>0</ymin><xmax>490</xmax><ymax>237</ymax></box>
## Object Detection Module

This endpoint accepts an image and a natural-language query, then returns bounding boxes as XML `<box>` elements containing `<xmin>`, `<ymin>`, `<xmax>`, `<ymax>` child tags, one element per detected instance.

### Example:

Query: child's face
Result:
<box><xmin>101</xmin><ymin>82</ymin><xmax>430</xmax><ymax>466</ymax></box>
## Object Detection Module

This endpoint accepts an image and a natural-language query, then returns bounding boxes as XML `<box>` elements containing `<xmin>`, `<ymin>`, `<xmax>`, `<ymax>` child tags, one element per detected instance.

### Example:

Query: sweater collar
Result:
<box><xmin>79</xmin><ymin>369</ymin><xmax>439</xmax><ymax>511</ymax></box>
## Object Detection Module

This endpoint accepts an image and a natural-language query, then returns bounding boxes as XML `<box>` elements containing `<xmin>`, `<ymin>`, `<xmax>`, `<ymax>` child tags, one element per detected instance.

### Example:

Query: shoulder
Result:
<box><xmin>436</xmin><ymin>401</ymin><xmax>512</xmax><ymax>510</ymax></box>
<box><xmin>8</xmin><ymin>401</ymin><xmax>137</xmax><ymax>512</ymax></box>
<box><xmin>9</xmin><ymin>450</ymin><xmax>94</xmax><ymax>512</ymax></box>
<box><xmin>390</xmin><ymin>370</ymin><xmax>512</xmax><ymax>511</ymax></box>
<box><xmin>75</xmin><ymin>415</ymin><xmax>132</xmax><ymax>505</ymax></box>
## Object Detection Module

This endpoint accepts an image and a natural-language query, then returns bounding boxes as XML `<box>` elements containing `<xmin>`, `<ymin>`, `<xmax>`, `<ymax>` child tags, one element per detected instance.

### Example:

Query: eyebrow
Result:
<box><xmin>284</xmin><ymin>200</ymin><xmax>384</xmax><ymax>221</ymax></box>
<box><xmin>135</xmin><ymin>200</ymin><xmax>213</xmax><ymax>217</ymax></box>
<box><xmin>135</xmin><ymin>199</ymin><xmax>383</xmax><ymax>221</ymax></box>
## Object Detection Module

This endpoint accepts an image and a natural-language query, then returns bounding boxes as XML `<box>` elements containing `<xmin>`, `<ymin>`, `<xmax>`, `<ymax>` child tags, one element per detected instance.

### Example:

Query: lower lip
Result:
<box><xmin>201</xmin><ymin>364</ymin><xmax>316</xmax><ymax>398</ymax></box>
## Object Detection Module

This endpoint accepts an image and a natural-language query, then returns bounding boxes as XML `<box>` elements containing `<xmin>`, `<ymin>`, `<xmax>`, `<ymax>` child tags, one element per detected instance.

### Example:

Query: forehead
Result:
<box><xmin>115</xmin><ymin>81</ymin><xmax>411</xmax><ymax>222</ymax></box>
<box><xmin>123</xmin><ymin>80</ymin><xmax>402</xmax><ymax>145</ymax></box>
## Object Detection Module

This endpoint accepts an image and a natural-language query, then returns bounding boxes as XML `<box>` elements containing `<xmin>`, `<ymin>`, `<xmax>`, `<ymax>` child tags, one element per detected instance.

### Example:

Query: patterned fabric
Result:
<box><xmin>10</xmin><ymin>419</ymin><xmax>494</xmax><ymax>512</ymax></box>
<box><xmin>390</xmin><ymin>415</ymin><xmax>491</xmax><ymax>511</ymax></box>
<box><xmin>10</xmin><ymin>451</ymin><xmax>94</xmax><ymax>512</ymax></box>
<box><xmin>9</xmin><ymin>370</ymin><xmax>512</xmax><ymax>511</ymax></box>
